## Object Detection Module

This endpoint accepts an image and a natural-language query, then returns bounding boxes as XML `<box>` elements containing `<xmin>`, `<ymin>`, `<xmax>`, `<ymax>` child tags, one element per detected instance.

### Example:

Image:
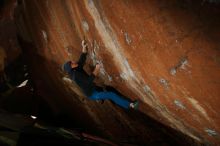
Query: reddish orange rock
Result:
<box><xmin>16</xmin><ymin>0</ymin><xmax>220</xmax><ymax>145</ymax></box>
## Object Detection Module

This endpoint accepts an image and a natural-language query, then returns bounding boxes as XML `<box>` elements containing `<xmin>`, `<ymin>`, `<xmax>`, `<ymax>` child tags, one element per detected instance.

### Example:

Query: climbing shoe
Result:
<box><xmin>130</xmin><ymin>101</ymin><xmax>139</xmax><ymax>110</ymax></box>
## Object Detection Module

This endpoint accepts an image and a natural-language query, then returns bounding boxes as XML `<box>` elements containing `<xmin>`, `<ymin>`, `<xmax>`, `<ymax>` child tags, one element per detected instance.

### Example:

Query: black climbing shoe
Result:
<box><xmin>130</xmin><ymin>101</ymin><xmax>139</xmax><ymax>110</ymax></box>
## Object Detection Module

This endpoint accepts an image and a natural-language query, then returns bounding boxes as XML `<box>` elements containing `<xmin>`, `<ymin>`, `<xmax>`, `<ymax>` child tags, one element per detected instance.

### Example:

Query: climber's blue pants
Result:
<box><xmin>89</xmin><ymin>90</ymin><xmax>130</xmax><ymax>109</ymax></box>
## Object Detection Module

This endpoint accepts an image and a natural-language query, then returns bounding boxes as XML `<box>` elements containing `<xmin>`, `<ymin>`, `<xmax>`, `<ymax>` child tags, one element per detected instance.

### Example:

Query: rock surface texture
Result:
<box><xmin>16</xmin><ymin>0</ymin><xmax>220</xmax><ymax>145</ymax></box>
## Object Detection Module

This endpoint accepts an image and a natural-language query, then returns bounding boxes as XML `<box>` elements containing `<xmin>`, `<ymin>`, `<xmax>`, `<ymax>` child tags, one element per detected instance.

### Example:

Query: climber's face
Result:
<box><xmin>71</xmin><ymin>61</ymin><xmax>78</xmax><ymax>68</ymax></box>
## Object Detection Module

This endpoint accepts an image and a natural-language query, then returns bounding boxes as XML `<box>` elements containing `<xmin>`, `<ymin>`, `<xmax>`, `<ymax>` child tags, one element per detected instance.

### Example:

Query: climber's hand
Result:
<box><xmin>93</xmin><ymin>64</ymin><xmax>101</xmax><ymax>76</ymax></box>
<box><xmin>82</xmin><ymin>40</ymin><xmax>88</xmax><ymax>53</ymax></box>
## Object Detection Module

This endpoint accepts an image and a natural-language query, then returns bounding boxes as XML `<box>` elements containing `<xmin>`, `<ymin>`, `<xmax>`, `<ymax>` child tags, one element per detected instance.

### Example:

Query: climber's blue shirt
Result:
<box><xmin>64</xmin><ymin>53</ymin><xmax>95</xmax><ymax>96</ymax></box>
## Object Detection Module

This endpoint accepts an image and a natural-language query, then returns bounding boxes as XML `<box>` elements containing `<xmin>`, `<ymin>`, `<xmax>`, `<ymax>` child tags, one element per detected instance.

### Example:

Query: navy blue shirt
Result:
<box><xmin>68</xmin><ymin>53</ymin><xmax>95</xmax><ymax>96</ymax></box>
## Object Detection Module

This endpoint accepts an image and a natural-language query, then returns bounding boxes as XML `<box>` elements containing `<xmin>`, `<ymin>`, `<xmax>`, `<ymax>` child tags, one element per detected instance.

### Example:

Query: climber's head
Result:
<box><xmin>63</xmin><ymin>61</ymin><xmax>78</xmax><ymax>74</ymax></box>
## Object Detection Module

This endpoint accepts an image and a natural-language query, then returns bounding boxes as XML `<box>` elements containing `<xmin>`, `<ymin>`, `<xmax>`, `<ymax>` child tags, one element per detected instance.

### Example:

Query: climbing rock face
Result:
<box><xmin>17</xmin><ymin>0</ymin><xmax>220</xmax><ymax>145</ymax></box>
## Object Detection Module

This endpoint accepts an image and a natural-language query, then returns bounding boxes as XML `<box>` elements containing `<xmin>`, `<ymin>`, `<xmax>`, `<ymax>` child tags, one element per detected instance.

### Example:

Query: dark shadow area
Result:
<box><xmin>0</xmin><ymin>0</ymin><xmax>5</xmax><ymax>9</ymax></box>
<box><xmin>124</xmin><ymin>110</ymin><xmax>204</xmax><ymax>146</ymax></box>
<box><xmin>17</xmin><ymin>126</ymin><xmax>113</xmax><ymax>146</ymax></box>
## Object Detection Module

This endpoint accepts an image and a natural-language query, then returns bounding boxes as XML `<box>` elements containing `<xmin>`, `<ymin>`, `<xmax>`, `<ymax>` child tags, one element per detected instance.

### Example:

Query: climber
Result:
<box><xmin>63</xmin><ymin>40</ymin><xmax>139</xmax><ymax>110</ymax></box>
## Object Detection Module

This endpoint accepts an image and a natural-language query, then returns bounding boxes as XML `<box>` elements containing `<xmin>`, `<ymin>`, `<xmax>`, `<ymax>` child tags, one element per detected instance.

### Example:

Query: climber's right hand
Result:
<box><xmin>82</xmin><ymin>40</ymin><xmax>88</xmax><ymax>53</ymax></box>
